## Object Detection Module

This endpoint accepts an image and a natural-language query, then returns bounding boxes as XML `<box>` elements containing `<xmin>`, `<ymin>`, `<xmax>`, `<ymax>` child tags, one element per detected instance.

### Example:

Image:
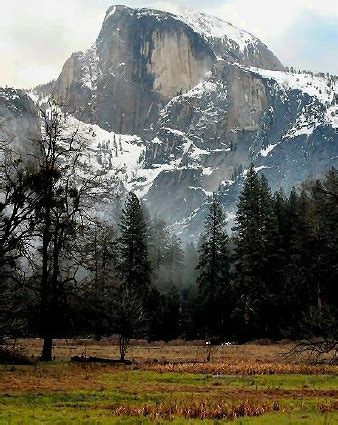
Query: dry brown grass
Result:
<box><xmin>13</xmin><ymin>338</ymin><xmax>296</xmax><ymax>363</ymax></box>
<box><xmin>0</xmin><ymin>351</ymin><xmax>337</xmax><ymax>424</ymax></box>
<box><xmin>318</xmin><ymin>400</ymin><xmax>338</xmax><ymax>413</ymax></box>
<box><xmin>1</xmin><ymin>362</ymin><xmax>337</xmax><ymax>400</ymax></box>
<box><xmin>0</xmin><ymin>363</ymin><xmax>102</xmax><ymax>392</ymax></box>
<box><xmin>143</xmin><ymin>360</ymin><xmax>338</xmax><ymax>375</ymax></box>
<box><xmin>110</xmin><ymin>400</ymin><xmax>281</xmax><ymax>420</ymax></box>
<box><xmin>5</xmin><ymin>338</ymin><xmax>337</xmax><ymax>381</ymax></box>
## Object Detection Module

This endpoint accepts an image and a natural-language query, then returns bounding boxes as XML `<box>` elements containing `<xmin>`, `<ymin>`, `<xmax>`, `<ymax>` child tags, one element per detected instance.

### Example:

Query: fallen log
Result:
<box><xmin>71</xmin><ymin>355</ymin><xmax>132</xmax><ymax>364</ymax></box>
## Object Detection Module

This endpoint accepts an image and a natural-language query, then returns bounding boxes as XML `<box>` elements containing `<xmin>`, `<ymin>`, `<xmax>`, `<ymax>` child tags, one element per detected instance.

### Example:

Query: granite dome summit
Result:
<box><xmin>46</xmin><ymin>3</ymin><xmax>283</xmax><ymax>135</ymax></box>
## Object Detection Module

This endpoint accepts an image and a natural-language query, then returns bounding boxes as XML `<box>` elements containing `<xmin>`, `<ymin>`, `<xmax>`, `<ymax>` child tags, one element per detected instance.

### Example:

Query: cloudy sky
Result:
<box><xmin>1</xmin><ymin>0</ymin><xmax>337</xmax><ymax>88</ymax></box>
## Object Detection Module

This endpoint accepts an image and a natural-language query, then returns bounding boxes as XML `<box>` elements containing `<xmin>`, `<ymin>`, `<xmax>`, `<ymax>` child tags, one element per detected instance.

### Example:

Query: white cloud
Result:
<box><xmin>203</xmin><ymin>0</ymin><xmax>338</xmax><ymax>73</ymax></box>
<box><xmin>0</xmin><ymin>0</ymin><xmax>108</xmax><ymax>88</ymax></box>
<box><xmin>0</xmin><ymin>0</ymin><xmax>337</xmax><ymax>88</ymax></box>
<box><xmin>207</xmin><ymin>0</ymin><xmax>337</xmax><ymax>42</ymax></box>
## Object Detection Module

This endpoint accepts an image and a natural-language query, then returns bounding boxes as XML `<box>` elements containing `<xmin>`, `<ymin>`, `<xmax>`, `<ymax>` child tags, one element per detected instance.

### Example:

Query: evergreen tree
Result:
<box><xmin>296</xmin><ymin>169</ymin><xmax>338</xmax><ymax>339</ymax></box>
<box><xmin>277</xmin><ymin>189</ymin><xmax>321</xmax><ymax>337</ymax></box>
<box><xmin>181</xmin><ymin>243</ymin><xmax>199</xmax><ymax>339</ymax></box>
<box><xmin>150</xmin><ymin>217</ymin><xmax>170</xmax><ymax>271</ymax></box>
<box><xmin>182</xmin><ymin>242</ymin><xmax>199</xmax><ymax>289</ymax></box>
<box><xmin>118</xmin><ymin>192</ymin><xmax>151</xmax><ymax>301</ymax></box>
<box><xmin>180</xmin><ymin>283</ymin><xmax>199</xmax><ymax>339</ymax></box>
<box><xmin>273</xmin><ymin>188</ymin><xmax>296</xmax><ymax>255</ymax></box>
<box><xmin>152</xmin><ymin>286</ymin><xmax>182</xmax><ymax>342</ymax></box>
<box><xmin>272</xmin><ymin>188</ymin><xmax>298</xmax><ymax>335</ymax></box>
<box><xmin>114</xmin><ymin>192</ymin><xmax>153</xmax><ymax>350</ymax></box>
<box><xmin>164</xmin><ymin>234</ymin><xmax>185</xmax><ymax>289</ymax></box>
<box><xmin>258</xmin><ymin>175</ymin><xmax>285</xmax><ymax>338</ymax></box>
<box><xmin>310</xmin><ymin>168</ymin><xmax>338</xmax><ymax>315</ymax></box>
<box><xmin>197</xmin><ymin>194</ymin><xmax>230</xmax><ymax>340</ymax></box>
<box><xmin>233</xmin><ymin>167</ymin><xmax>286</xmax><ymax>339</ymax></box>
<box><xmin>149</xmin><ymin>216</ymin><xmax>170</xmax><ymax>291</ymax></box>
<box><xmin>233</xmin><ymin>165</ymin><xmax>264</xmax><ymax>339</ymax></box>
<box><xmin>161</xmin><ymin>285</ymin><xmax>181</xmax><ymax>341</ymax></box>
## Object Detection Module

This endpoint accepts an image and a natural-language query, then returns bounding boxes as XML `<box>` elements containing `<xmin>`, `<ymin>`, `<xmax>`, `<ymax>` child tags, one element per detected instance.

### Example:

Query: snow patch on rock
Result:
<box><xmin>134</xmin><ymin>2</ymin><xmax>257</xmax><ymax>52</ymax></box>
<box><xmin>260</xmin><ymin>144</ymin><xmax>278</xmax><ymax>157</ymax></box>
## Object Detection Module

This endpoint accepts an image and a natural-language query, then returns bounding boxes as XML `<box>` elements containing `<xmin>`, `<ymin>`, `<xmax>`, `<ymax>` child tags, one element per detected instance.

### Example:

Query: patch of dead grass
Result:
<box><xmin>142</xmin><ymin>360</ymin><xmax>338</xmax><ymax>375</ymax></box>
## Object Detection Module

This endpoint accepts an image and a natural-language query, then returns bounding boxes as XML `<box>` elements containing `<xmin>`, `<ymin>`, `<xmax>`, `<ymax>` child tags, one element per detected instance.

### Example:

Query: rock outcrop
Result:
<box><xmin>43</xmin><ymin>4</ymin><xmax>283</xmax><ymax>135</ymax></box>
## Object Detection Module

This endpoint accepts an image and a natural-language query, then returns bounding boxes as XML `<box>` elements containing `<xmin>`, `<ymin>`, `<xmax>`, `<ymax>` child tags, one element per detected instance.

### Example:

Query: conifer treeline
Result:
<box><xmin>197</xmin><ymin>165</ymin><xmax>337</xmax><ymax>342</ymax></box>
<box><xmin>195</xmin><ymin>166</ymin><xmax>338</xmax><ymax>342</ymax></box>
<box><xmin>2</xmin><ymin>165</ymin><xmax>337</xmax><ymax>350</ymax></box>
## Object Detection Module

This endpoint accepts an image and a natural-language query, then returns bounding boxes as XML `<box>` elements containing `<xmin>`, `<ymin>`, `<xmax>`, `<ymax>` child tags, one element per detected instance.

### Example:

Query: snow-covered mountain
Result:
<box><xmin>1</xmin><ymin>4</ymin><xmax>338</xmax><ymax>240</ymax></box>
<box><xmin>36</xmin><ymin>3</ymin><xmax>283</xmax><ymax>135</ymax></box>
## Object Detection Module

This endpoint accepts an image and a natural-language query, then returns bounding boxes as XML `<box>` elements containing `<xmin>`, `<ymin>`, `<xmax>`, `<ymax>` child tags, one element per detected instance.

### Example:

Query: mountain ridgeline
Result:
<box><xmin>2</xmin><ymin>4</ymin><xmax>338</xmax><ymax>240</ymax></box>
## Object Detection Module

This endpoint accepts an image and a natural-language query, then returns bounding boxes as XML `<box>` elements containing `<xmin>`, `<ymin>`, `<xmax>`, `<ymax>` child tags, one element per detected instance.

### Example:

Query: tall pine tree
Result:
<box><xmin>197</xmin><ymin>194</ymin><xmax>230</xmax><ymax>340</ymax></box>
<box><xmin>308</xmin><ymin>168</ymin><xmax>338</xmax><ymax>340</ymax></box>
<box><xmin>259</xmin><ymin>175</ymin><xmax>285</xmax><ymax>338</ymax></box>
<box><xmin>233</xmin><ymin>165</ymin><xmax>263</xmax><ymax>339</ymax></box>
<box><xmin>233</xmin><ymin>166</ymin><xmax>285</xmax><ymax>339</ymax></box>
<box><xmin>118</xmin><ymin>192</ymin><xmax>151</xmax><ymax>301</ymax></box>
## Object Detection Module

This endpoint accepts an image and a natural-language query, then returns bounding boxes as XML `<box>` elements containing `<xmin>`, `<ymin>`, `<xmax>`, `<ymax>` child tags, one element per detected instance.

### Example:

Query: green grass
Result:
<box><xmin>100</xmin><ymin>370</ymin><xmax>209</xmax><ymax>386</ymax></box>
<box><xmin>0</xmin><ymin>366</ymin><xmax>337</xmax><ymax>424</ymax></box>
<box><xmin>100</xmin><ymin>369</ymin><xmax>338</xmax><ymax>388</ymax></box>
<box><xmin>208</xmin><ymin>373</ymin><xmax>338</xmax><ymax>390</ymax></box>
<box><xmin>0</xmin><ymin>390</ymin><xmax>170</xmax><ymax>407</ymax></box>
<box><xmin>232</xmin><ymin>412</ymin><xmax>338</xmax><ymax>425</ymax></box>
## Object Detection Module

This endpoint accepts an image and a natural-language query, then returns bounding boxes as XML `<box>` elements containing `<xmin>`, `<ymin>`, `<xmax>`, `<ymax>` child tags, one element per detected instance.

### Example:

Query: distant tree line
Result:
<box><xmin>0</xmin><ymin>107</ymin><xmax>337</xmax><ymax>361</ymax></box>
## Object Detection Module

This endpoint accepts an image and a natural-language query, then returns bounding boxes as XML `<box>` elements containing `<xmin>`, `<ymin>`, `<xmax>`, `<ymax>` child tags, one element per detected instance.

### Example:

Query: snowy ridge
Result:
<box><xmin>243</xmin><ymin>66</ymin><xmax>338</xmax><ymax>136</ymax></box>
<box><xmin>327</xmin><ymin>105</ymin><xmax>338</xmax><ymax>129</ymax></box>
<box><xmin>180</xmin><ymin>78</ymin><xmax>219</xmax><ymax>100</ymax></box>
<box><xmin>260</xmin><ymin>144</ymin><xmax>278</xmax><ymax>157</ymax></box>
<box><xmin>247</xmin><ymin>66</ymin><xmax>335</xmax><ymax>104</ymax></box>
<box><xmin>0</xmin><ymin>88</ymin><xmax>20</xmax><ymax>102</ymax></box>
<box><xmin>105</xmin><ymin>5</ymin><xmax>116</xmax><ymax>20</ymax></box>
<box><xmin>24</xmin><ymin>1</ymin><xmax>337</xmax><ymax>241</ymax></box>
<box><xmin>0</xmin><ymin>88</ymin><xmax>24</xmax><ymax>115</ymax></box>
<box><xmin>160</xmin><ymin>72</ymin><xmax>227</xmax><ymax>129</ymax></box>
<box><xmin>131</xmin><ymin>136</ymin><xmax>213</xmax><ymax>199</ymax></box>
<box><xmin>105</xmin><ymin>2</ymin><xmax>257</xmax><ymax>53</ymax></box>
<box><xmin>144</xmin><ymin>2</ymin><xmax>256</xmax><ymax>51</ymax></box>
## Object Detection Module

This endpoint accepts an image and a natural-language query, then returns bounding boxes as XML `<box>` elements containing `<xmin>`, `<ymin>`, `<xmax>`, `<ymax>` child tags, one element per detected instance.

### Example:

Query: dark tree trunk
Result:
<box><xmin>41</xmin><ymin>336</ymin><xmax>53</xmax><ymax>361</ymax></box>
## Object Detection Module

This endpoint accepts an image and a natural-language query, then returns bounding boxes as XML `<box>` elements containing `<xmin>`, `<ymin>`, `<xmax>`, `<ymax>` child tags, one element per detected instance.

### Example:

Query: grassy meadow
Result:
<box><xmin>0</xmin><ymin>340</ymin><xmax>337</xmax><ymax>424</ymax></box>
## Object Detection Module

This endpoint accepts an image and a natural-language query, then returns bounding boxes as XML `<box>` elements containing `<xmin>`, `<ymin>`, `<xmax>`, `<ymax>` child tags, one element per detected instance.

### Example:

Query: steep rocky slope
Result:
<box><xmin>138</xmin><ymin>63</ymin><xmax>338</xmax><ymax>238</ymax></box>
<box><xmin>0</xmin><ymin>88</ymin><xmax>40</xmax><ymax>151</ymax></box>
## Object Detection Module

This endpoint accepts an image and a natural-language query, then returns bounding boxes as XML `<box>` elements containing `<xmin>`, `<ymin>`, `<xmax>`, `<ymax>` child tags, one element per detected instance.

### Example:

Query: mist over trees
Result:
<box><xmin>1</xmin><ymin>107</ymin><xmax>337</xmax><ymax>361</ymax></box>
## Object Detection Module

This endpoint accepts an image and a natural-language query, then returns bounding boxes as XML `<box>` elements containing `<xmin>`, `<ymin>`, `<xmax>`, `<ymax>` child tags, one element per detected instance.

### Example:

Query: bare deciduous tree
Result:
<box><xmin>112</xmin><ymin>288</ymin><xmax>147</xmax><ymax>362</ymax></box>
<box><xmin>30</xmin><ymin>103</ymin><xmax>100</xmax><ymax>361</ymax></box>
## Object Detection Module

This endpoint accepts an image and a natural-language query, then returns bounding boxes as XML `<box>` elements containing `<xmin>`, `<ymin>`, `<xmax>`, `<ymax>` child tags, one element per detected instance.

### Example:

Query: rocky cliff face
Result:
<box><xmin>3</xmin><ymin>4</ymin><xmax>337</xmax><ymax>241</ymax></box>
<box><xmin>46</xmin><ymin>4</ymin><xmax>283</xmax><ymax>135</ymax></box>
